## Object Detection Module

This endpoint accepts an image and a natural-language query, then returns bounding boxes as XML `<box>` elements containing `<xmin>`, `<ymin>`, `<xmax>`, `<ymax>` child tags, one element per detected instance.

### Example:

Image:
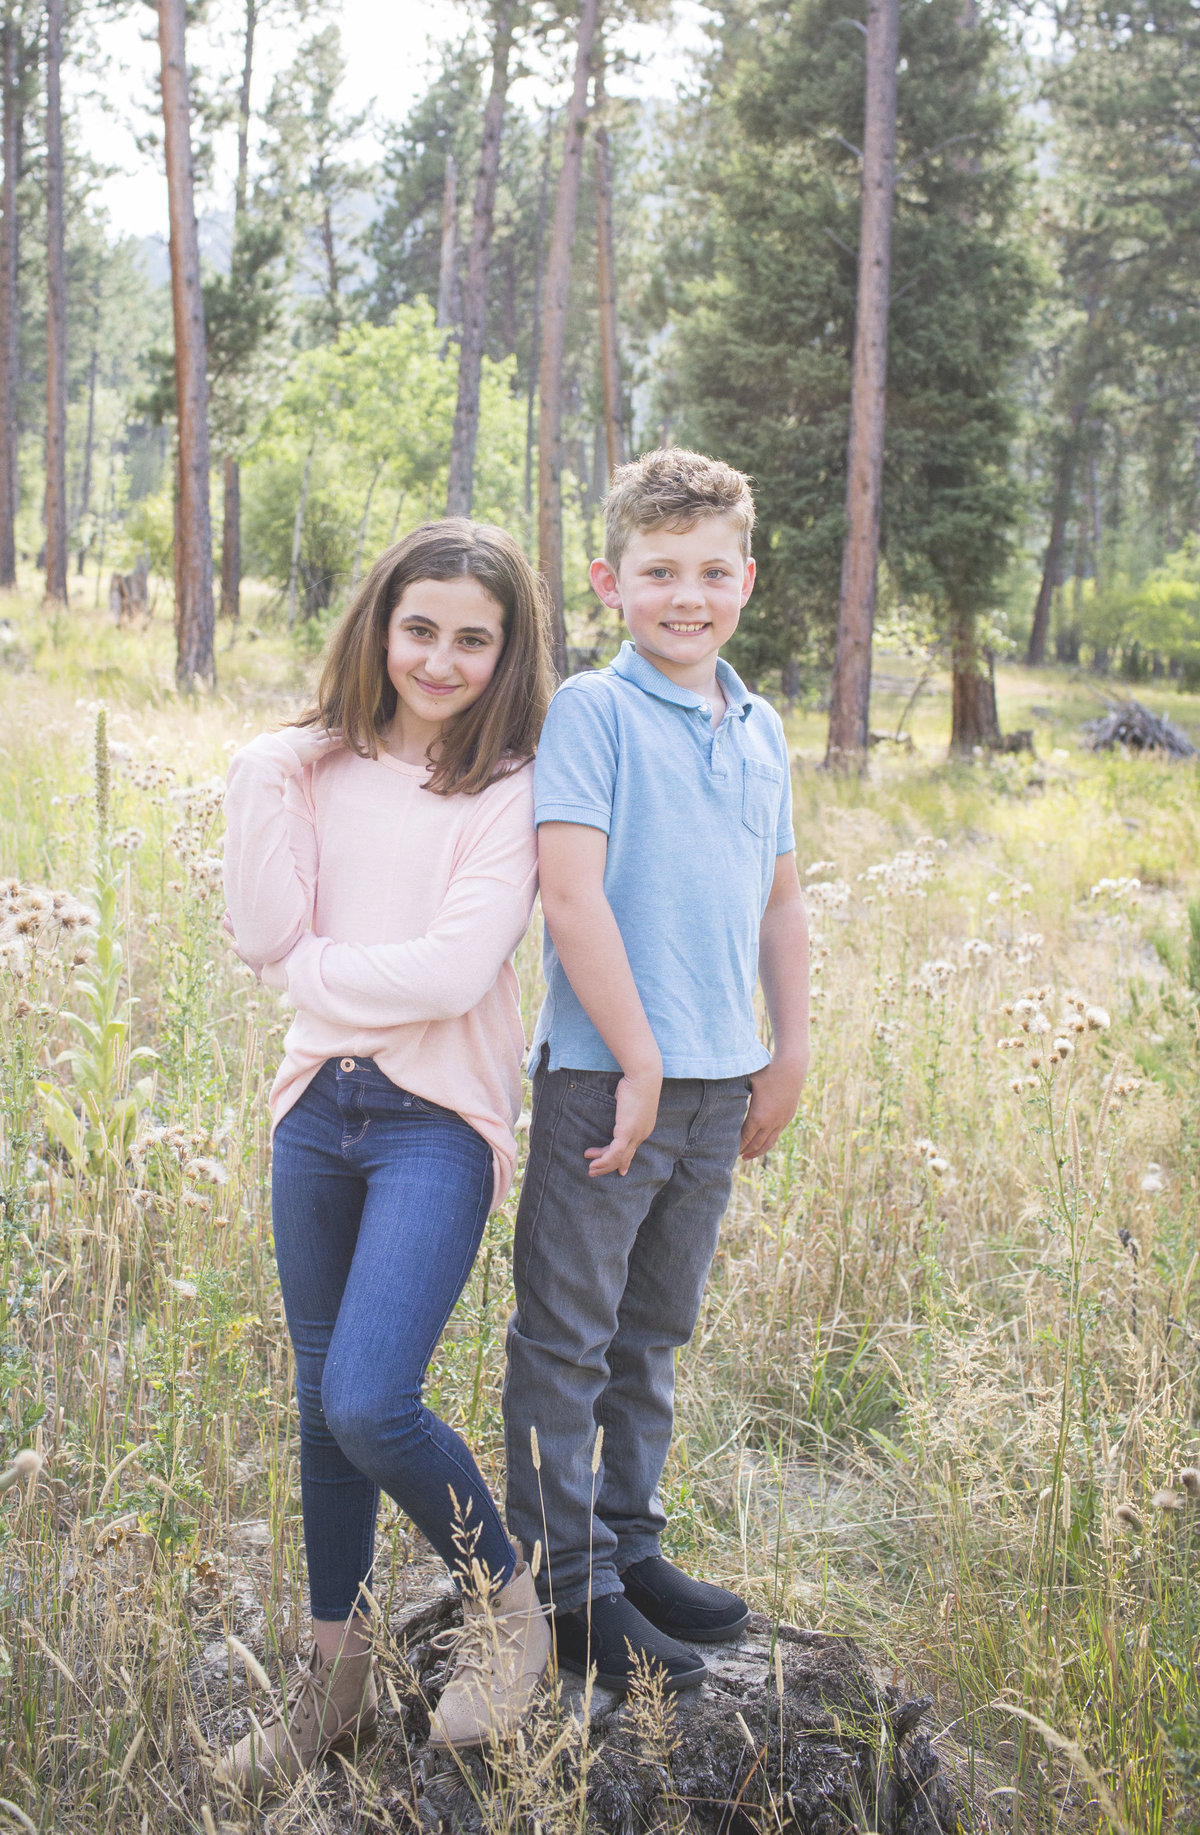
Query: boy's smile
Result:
<box><xmin>589</xmin><ymin>516</ymin><xmax>755</xmax><ymax>699</ymax></box>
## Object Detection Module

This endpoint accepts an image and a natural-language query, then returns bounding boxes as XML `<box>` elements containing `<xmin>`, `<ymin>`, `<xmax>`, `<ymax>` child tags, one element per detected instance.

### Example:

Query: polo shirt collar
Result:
<box><xmin>610</xmin><ymin>641</ymin><xmax>755</xmax><ymax>721</ymax></box>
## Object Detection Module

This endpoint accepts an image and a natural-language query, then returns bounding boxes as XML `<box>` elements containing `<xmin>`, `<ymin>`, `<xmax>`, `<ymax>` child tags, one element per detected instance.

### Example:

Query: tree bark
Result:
<box><xmin>1027</xmin><ymin>397</ymin><xmax>1086</xmax><ymax>666</ymax></box>
<box><xmin>524</xmin><ymin>106</ymin><xmax>554</xmax><ymax>520</ymax></box>
<box><xmin>43</xmin><ymin>0</ymin><xmax>67</xmax><ymax>605</ymax></box>
<box><xmin>0</xmin><ymin>12</ymin><xmax>19</xmax><ymax>588</ymax></box>
<box><xmin>159</xmin><ymin>0</ymin><xmax>215</xmax><ymax>689</ymax></box>
<box><xmin>825</xmin><ymin>0</ymin><xmax>899</xmax><ymax>768</ymax></box>
<box><xmin>949</xmin><ymin>604</ymin><xmax>1000</xmax><ymax>752</ymax></box>
<box><xmin>221</xmin><ymin>0</ymin><xmax>257</xmax><ymax>627</ymax></box>
<box><xmin>594</xmin><ymin>55</ymin><xmax>623</xmax><ymax>479</ymax></box>
<box><xmin>287</xmin><ymin>439</ymin><xmax>314</xmax><ymax>630</ymax></box>
<box><xmin>74</xmin><ymin>310</ymin><xmax>98</xmax><ymax>576</ymax></box>
<box><xmin>235</xmin><ymin>0</ymin><xmax>255</xmax><ymax>222</ymax></box>
<box><xmin>435</xmin><ymin>153</ymin><xmax>458</xmax><ymax>331</ymax></box>
<box><xmin>446</xmin><ymin>0</ymin><xmax>514</xmax><ymax>517</ymax></box>
<box><xmin>538</xmin><ymin>0</ymin><xmax>601</xmax><ymax>677</ymax></box>
<box><xmin>220</xmin><ymin>453</ymin><xmax>240</xmax><ymax>621</ymax></box>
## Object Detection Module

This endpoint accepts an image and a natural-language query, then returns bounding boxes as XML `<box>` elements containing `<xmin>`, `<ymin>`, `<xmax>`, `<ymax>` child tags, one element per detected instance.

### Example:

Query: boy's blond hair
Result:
<box><xmin>603</xmin><ymin>447</ymin><xmax>755</xmax><ymax>571</ymax></box>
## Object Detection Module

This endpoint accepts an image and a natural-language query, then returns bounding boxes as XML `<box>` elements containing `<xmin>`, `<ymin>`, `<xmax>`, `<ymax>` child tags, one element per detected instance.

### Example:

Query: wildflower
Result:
<box><xmin>1115</xmin><ymin>1504</ymin><xmax>1143</xmax><ymax>1533</ymax></box>
<box><xmin>806</xmin><ymin>879</ymin><xmax>851</xmax><ymax>911</ymax></box>
<box><xmin>806</xmin><ymin>860</ymin><xmax>836</xmax><ymax>877</ymax></box>
<box><xmin>1140</xmin><ymin>1164</ymin><xmax>1166</xmax><ymax>1194</ymax></box>
<box><xmin>1150</xmin><ymin>1488</ymin><xmax>1182</xmax><ymax>1511</ymax></box>
<box><xmin>183</xmin><ymin>1157</ymin><xmax>229</xmax><ymax>1185</ymax></box>
<box><xmin>1048</xmin><ymin>1037</ymin><xmax>1074</xmax><ymax>1062</ymax></box>
<box><xmin>1179</xmin><ymin>1468</ymin><xmax>1200</xmax><ymax>1500</ymax></box>
<box><xmin>1085</xmin><ymin>1006</ymin><xmax>1110</xmax><ymax>1031</ymax></box>
<box><xmin>915</xmin><ymin>958</ymin><xmax>957</xmax><ymax>998</ymax></box>
<box><xmin>963</xmin><ymin>938</ymin><xmax>993</xmax><ymax>962</ymax></box>
<box><xmin>169</xmin><ymin>1278</ymin><xmax>199</xmax><ymax>1300</ymax></box>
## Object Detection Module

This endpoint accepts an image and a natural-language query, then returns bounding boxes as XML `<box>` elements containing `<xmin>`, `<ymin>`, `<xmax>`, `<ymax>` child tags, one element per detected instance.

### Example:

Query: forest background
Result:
<box><xmin>2</xmin><ymin>1</ymin><xmax>1200</xmax><ymax>1832</ymax></box>
<box><xmin>5</xmin><ymin>0</ymin><xmax>1200</xmax><ymax>724</ymax></box>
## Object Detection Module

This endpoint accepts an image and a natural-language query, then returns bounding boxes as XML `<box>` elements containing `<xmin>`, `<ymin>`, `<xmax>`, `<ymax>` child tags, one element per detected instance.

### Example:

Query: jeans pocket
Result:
<box><xmin>566</xmin><ymin>1073</ymin><xmax>620</xmax><ymax>1111</ymax></box>
<box><xmin>742</xmin><ymin>759</ymin><xmax>783</xmax><ymax>839</ymax></box>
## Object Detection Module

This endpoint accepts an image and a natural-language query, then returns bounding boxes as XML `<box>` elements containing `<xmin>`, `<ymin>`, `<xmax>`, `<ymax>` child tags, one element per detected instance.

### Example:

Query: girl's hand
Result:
<box><xmin>278</xmin><ymin>726</ymin><xmax>340</xmax><ymax>768</ymax></box>
<box><xmin>740</xmin><ymin>1051</ymin><xmax>808</xmax><ymax>1160</ymax></box>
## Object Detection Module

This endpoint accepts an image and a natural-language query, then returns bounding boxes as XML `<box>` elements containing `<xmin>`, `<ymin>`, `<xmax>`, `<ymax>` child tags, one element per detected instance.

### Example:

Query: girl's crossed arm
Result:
<box><xmin>265</xmin><ymin>775</ymin><xmax>538</xmax><ymax>1029</ymax></box>
<box><xmin>223</xmin><ymin>728</ymin><xmax>338</xmax><ymax>967</ymax></box>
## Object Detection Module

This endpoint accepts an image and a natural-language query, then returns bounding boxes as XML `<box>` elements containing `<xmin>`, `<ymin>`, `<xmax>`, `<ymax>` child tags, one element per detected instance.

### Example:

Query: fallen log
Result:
<box><xmin>1082</xmin><ymin>696</ymin><xmax>1195</xmax><ymax>757</ymax></box>
<box><xmin>375</xmin><ymin>1596</ymin><xmax>968</xmax><ymax>1834</ymax></box>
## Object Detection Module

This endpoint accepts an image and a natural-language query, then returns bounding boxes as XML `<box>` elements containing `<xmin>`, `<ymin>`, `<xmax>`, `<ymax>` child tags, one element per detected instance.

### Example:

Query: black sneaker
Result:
<box><xmin>618</xmin><ymin>1555</ymin><xmax>750</xmax><ymax>1644</ymax></box>
<box><xmin>552</xmin><ymin>1591</ymin><xmax>708</xmax><ymax>1695</ymax></box>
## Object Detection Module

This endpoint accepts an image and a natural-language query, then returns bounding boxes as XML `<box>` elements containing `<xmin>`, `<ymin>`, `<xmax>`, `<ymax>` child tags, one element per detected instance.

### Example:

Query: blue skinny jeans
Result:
<box><xmin>270</xmin><ymin>1056</ymin><xmax>516</xmax><ymax>1621</ymax></box>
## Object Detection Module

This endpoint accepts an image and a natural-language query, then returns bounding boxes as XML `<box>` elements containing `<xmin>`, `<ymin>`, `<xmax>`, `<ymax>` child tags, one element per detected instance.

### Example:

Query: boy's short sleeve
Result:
<box><xmin>534</xmin><ymin>681</ymin><xmax>619</xmax><ymax>835</ymax></box>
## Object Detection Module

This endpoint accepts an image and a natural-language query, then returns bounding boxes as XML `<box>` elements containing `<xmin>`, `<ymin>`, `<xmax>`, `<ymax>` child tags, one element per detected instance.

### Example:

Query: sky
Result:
<box><xmin>69</xmin><ymin>1</ymin><xmax>709</xmax><ymax>245</ymax></box>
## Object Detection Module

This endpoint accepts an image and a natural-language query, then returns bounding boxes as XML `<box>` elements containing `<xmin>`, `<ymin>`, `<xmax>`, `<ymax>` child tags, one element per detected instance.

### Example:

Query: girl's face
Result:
<box><xmin>384</xmin><ymin>577</ymin><xmax>507</xmax><ymax>746</ymax></box>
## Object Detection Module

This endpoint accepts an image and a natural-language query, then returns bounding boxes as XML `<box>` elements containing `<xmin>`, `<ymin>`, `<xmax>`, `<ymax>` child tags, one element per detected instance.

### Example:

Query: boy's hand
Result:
<box><xmin>740</xmin><ymin>1052</ymin><xmax>808</xmax><ymax>1160</ymax></box>
<box><xmin>584</xmin><ymin>1068</ymin><xmax>662</xmax><ymax>1177</ymax></box>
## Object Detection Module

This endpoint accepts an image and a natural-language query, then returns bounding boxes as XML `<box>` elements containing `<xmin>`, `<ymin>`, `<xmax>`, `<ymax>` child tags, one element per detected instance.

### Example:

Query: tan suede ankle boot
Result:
<box><xmin>428</xmin><ymin>1558</ymin><xmax>550</xmax><ymax>1749</ymax></box>
<box><xmin>218</xmin><ymin>1644</ymin><xmax>377</xmax><ymax>1798</ymax></box>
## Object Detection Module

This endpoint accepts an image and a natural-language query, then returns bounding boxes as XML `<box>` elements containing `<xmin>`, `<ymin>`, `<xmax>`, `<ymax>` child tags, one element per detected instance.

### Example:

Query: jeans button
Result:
<box><xmin>339</xmin><ymin>1057</ymin><xmax>355</xmax><ymax>1073</ymax></box>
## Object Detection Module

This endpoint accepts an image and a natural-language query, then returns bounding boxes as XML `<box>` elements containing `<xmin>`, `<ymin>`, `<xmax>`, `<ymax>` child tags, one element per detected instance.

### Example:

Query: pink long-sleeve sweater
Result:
<box><xmin>222</xmin><ymin>731</ymin><xmax>538</xmax><ymax>1208</ymax></box>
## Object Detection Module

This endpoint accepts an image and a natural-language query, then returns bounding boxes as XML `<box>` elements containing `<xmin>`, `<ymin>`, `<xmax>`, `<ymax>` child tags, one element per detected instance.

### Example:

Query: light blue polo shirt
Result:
<box><xmin>530</xmin><ymin>641</ymin><xmax>795</xmax><ymax>1078</ymax></box>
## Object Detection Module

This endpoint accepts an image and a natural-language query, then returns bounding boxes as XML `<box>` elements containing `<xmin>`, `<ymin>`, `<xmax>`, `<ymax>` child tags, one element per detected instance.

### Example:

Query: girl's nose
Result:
<box><xmin>425</xmin><ymin>645</ymin><xmax>459</xmax><ymax>679</ymax></box>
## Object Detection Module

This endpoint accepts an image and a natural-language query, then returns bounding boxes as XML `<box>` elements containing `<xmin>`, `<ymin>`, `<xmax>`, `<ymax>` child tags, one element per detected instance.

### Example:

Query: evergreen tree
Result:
<box><xmin>671</xmin><ymin>0</ymin><xmax>1031</xmax><ymax>740</ymax></box>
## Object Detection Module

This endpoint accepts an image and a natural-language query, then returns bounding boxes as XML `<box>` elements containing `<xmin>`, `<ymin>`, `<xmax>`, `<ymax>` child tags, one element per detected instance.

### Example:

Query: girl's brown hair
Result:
<box><xmin>297</xmin><ymin>519</ymin><xmax>555</xmax><ymax>796</ymax></box>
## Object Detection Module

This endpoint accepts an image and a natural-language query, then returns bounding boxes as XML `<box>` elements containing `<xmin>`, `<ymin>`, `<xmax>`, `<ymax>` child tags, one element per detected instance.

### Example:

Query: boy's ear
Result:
<box><xmin>739</xmin><ymin>556</ymin><xmax>757</xmax><ymax>607</ymax></box>
<box><xmin>589</xmin><ymin>557</ymin><xmax>622</xmax><ymax>610</ymax></box>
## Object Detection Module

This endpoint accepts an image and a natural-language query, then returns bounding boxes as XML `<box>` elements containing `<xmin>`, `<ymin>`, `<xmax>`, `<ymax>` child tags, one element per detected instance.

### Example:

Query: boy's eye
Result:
<box><xmin>705</xmin><ymin>568</ymin><xmax>728</xmax><ymax>579</ymax></box>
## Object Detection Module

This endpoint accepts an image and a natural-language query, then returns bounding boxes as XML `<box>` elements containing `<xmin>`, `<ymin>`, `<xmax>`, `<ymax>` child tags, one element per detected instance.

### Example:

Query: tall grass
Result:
<box><xmin>0</xmin><ymin>594</ymin><xmax>1197</xmax><ymax>1829</ymax></box>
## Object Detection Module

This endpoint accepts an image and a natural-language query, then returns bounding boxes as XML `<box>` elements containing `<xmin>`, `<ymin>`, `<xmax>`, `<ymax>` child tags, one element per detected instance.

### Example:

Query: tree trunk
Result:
<box><xmin>287</xmin><ymin>439</ymin><xmax>314</xmax><ymax>630</ymax></box>
<box><xmin>321</xmin><ymin>196</ymin><xmax>340</xmax><ymax>338</ymax></box>
<box><xmin>446</xmin><ymin>0</ymin><xmax>514</xmax><ymax>517</ymax></box>
<box><xmin>351</xmin><ymin>459</ymin><xmax>383</xmax><ymax>592</ymax></box>
<box><xmin>74</xmin><ymin>313</ymin><xmax>98</xmax><ymax>576</ymax></box>
<box><xmin>43</xmin><ymin>0</ymin><xmax>67</xmax><ymax>605</ymax></box>
<box><xmin>221</xmin><ymin>0</ymin><xmax>256</xmax><ymax>630</ymax></box>
<box><xmin>949</xmin><ymin>605</ymin><xmax>999</xmax><ymax>753</ymax></box>
<box><xmin>825</xmin><ymin>0</ymin><xmax>899</xmax><ymax>768</ymax></box>
<box><xmin>235</xmin><ymin>0</ymin><xmax>256</xmax><ymax>222</ymax></box>
<box><xmin>1027</xmin><ymin>397</ymin><xmax>1086</xmax><ymax>666</ymax></box>
<box><xmin>524</xmin><ymin>107</ymin><xmax>554</xmax><ymax>520</ymax></box>
<box><xmin>0</xmin><ymin>13</ymin><xmax>18</xmax><ymax>588</ymax></box>
<box><xmin>159</xmin><ymin>0</ymin><xmax>215</xmax><ymax>689</ymax></box>
<box><xmin>594</xmin><ymin>55</ymin><xmax>623</xmax><ymax>479</ymax></box>
<box><xmin>435</xmin><ymin>153</ymin><xmax>459</xmax><ymax>331</ymax></box>
<box><xmin>538</xmin><ymin>0</ymin><xmax>601</xmax><ymax>677</ymax></box>
<box><xmin>220</xmin><ymin>453</ymin><xmax>240</xmax><ymax>621</ymax></box>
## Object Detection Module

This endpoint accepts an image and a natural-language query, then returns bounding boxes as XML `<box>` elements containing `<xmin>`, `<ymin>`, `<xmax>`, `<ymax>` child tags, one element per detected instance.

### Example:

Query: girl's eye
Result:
<box><xmin>405</xmin><ymin>624</ymin><xmax>435</xmax><ymax>639</ymax></box>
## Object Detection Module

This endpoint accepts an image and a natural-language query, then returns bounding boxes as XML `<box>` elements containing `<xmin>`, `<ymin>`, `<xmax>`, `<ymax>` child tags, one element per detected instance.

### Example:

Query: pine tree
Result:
<box><xmin>672</xmin><ymin>0</ymin><xmax>1030</xmax><ymax>741</ymax></box>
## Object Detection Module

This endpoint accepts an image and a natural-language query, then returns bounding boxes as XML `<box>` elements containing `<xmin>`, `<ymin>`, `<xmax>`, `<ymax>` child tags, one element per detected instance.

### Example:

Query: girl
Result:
<box><xmin>219</xmin><ymin>521</ymin><xmax>554</xmax><ymax>1794</ymax></box>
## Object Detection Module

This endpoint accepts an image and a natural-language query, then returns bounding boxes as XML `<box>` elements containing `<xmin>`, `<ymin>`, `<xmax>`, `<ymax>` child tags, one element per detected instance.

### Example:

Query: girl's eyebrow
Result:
<box><xmin>398</xmin><ymin>614</ymin><xmax>497</xmax><ymax>637</ymax></box>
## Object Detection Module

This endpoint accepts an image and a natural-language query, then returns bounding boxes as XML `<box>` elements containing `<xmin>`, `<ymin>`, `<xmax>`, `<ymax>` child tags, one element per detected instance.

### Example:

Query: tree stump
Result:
<box><xmin>378</xmin><ymin>1595</ymin><xmax>967</xmax><ymax>1834</ymax></box>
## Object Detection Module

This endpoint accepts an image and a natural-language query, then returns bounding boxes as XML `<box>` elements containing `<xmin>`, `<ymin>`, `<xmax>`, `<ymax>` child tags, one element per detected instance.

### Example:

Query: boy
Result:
<box><xmin>504</xmin><ymin>448</ymin><xmax>810</xmax><ymax>1694</ymax></box>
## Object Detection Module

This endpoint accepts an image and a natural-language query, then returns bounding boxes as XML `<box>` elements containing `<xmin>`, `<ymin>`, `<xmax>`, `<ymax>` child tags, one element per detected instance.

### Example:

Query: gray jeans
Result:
<box><xmin>503</xmin><ymin>1058</ymin><xmax>750</xmax><ymax>1610</ymax></box>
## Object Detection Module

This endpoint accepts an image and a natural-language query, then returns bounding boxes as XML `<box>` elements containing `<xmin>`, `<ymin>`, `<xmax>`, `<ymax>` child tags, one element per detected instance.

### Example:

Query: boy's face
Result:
<box><xmin>589</xmin><ymin>515</ymin><xmax>755</xmax><ymax>683</ymax></box>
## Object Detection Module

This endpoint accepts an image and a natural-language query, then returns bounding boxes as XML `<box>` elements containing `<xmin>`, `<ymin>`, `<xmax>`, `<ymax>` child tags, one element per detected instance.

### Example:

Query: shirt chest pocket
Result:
<box><xmin>741</xmin><ymin>759</ymin><xmax>784</xmax><ymax>839</ymax></box>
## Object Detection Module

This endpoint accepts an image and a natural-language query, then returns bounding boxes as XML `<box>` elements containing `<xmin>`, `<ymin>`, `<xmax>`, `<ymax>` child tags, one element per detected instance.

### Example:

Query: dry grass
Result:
<box><xmin>0</xmin><ymin>591</ymin><xmax>1198</xmax><ymax>1830</ymax></box>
